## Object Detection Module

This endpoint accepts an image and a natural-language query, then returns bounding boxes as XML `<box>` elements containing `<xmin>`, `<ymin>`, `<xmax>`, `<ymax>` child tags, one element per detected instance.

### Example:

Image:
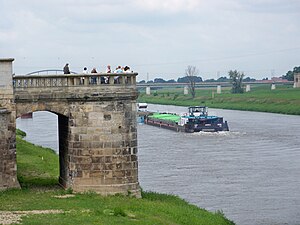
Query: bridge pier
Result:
<box><xmin>59</xmin><ymin>100</ymin><xmax>140</xmax><ymax>196</ymax></box>
<box><xmin>0</xmin><ymin>58</ymin><xmax>20</xmax><ymax>190</ymax></box>
<box><xmin>294</xmin><ymin>73</ymin><xmax>300</xmax><ymax>88</ymax></box>
<box><xmin>217</xmin><ymin>85</ymin><xmax>222</xmax><ymax>94</ymax></box>
<box><xmin>12</xmin><ymin>70</ymin><xmax>141</xmax><ymax>196</ymax></box>
<box><xmin>246</xmin><ymin>84</ymin><xmax>251</xmax><ymax>92</ymax></box>
<box><xmin>271</xmin><ymin>83</ymin><xmax>276</xmax><ymax>90</ymax></box>
<box><xmin>146</xmin><ymin>86</ymin><xmax>151</xmax><ymax>95</ymax></box>
<box><xmin>183</xmin><ymin>86</ymin><xmax>189</xmax><ymax>95</ymax></box>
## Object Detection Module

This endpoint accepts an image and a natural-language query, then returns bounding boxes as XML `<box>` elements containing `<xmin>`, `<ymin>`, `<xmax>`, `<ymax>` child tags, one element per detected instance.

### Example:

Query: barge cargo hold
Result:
<box><xmin>145</xmin><ymin>106</ymin><xmax>229</xmax><ymax>133</ymax></box>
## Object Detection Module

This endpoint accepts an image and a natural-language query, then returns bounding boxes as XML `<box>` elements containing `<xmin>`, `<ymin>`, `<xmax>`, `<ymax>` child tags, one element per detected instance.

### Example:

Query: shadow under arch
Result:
<box><xmin>16</xmin><ymin>110</ymin><xmax>69</xmax><ymax>189</ymax></box>
<box><xmin>57</xmin><ymin>111</ymin><xmax>69</xmax><ymax>189</ymax></box>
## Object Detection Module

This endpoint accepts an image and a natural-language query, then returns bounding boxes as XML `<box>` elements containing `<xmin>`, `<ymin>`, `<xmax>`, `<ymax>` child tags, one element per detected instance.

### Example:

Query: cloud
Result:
<box><xmin>236</xmin><ymin>0</ymin><xmax>300</xmax><ymax>13</ymax></box>
<box><xmin>0</xmin><ymin>0</ymin><xmax>300</xmax><ymax>80</ymax></box>
<box><xmin>132</xmin><ymin>0</ymin><xmax>203</xmax><ymax>13</ymax></box>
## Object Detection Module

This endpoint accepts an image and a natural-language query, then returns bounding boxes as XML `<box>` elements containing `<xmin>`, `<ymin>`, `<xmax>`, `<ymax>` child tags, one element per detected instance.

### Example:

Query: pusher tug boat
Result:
<box><xmin>145</xmin><ymin>106</ymin><xmax>229</xmax><ymax>133</ymax></box>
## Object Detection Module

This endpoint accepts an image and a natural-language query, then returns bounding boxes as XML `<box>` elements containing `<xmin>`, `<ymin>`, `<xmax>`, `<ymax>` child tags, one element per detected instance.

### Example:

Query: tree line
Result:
<box><xmin>138</xmin><ymin>75</ymin><xmax>256</xmax><ymax>84</ymax></box>
<box><xmin>281</xmin><ymin>66</ymin><xmax>300</xmax><ymax>81</ymax></box>
<box><xmin>140</xmin><ymin>65</ymin><xmax>299</xmax><ymax>98</ymax></box>
<box><xmin>139</xmin><ymin>65</ymin><xmax>300</xmax><ymax>84</ymax></box>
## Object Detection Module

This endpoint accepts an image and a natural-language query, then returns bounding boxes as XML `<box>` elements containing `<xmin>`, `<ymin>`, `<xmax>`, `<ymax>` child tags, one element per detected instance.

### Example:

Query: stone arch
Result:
<box><xmin>16</xmin><ymin>102</ymin><xmax>69</xmax><ymax>119</ymax></box>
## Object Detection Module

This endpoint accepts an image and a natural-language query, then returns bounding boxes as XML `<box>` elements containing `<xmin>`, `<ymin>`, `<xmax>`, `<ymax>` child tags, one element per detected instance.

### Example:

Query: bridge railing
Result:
<box><xmin>13</xmin><ymin>73</ymin><xmax>137</xmax><ymax>88</ymax></box>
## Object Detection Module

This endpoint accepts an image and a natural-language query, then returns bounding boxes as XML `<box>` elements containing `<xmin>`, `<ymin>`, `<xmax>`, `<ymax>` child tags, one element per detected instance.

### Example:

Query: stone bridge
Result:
<box><xmin>0</xmin><ymin>58</ymin><xmax>141</xmax><ymax>197</ymax></box>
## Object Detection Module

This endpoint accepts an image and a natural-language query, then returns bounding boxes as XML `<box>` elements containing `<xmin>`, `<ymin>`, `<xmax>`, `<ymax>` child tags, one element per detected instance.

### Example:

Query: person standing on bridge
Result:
<box><xmin>83</xmin><ymin>67</ymin><xmax>88</xmax><ymax>74</ymax></box>
<box><xmin>105</xmin><ymin>65</ymin><xmax>111</xmax><ymax>73</ymax></box>
<box><xmin>90</xmin><ymin>67</ymin><xmax>97</xmax><ymax>84</ymax></box>
<box><xmin>124</xmin><ymin>65</ymin><xmax>131</xmax><ymax>73</ymax></box>
<box><xmin>113</xmin><ymin>66</ymin><xmax>123</xmax><ymax>84</ymax></box>
<box><xmin>63</xmin><ymin>63</ymin><xmax>70</xmax><ymax>74</ymax></box>
<box><xmin>80</xmin><ymin>67</ymin><xmax>88</xmax><ymax>84</ymax></box>
<box><xmin>104</xmin><ymin>65</ymin><xmax>111</xmax><ymax>84</ymax></box>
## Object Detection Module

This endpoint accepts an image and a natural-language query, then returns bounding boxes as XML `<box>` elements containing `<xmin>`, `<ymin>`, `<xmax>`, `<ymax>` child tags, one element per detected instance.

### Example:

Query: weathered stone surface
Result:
<box><xmin>0</xmin><ymin>59</ymin><xmax>20</xmax><ymax>190</ymax></box>
<box><xmin>11</xmin><ymin>71</ymin><xmax>140</xmax><ymax>197</ymax></box>
<box><xmin>57</xmin><ymin>97</ymin><xmax>141</xmax><ymax>196</ymax></box>
<box><xmin>1</xmin><ymin>59</ymin><xmax>140</xmax><ymax>196</ymax></box>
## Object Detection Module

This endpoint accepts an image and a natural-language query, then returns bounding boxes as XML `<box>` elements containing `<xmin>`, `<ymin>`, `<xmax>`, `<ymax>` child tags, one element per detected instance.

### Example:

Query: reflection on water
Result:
<box><xmin>16</xmin><ymin>105</ymin><xmax>300</xmax><ymax>225</ymax></box>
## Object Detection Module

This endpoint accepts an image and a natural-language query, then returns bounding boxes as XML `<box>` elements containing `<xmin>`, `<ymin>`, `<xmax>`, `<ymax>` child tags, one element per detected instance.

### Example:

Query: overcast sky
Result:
<box><xmin>1</xmin><ymin>0</ymin><xmax>300</xmax><ymax>81</ymax></box>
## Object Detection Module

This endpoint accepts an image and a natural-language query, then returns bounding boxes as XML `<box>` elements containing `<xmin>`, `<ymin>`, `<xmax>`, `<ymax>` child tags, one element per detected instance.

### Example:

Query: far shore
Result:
<box><xmin>138</xmin><ymin>84</ymin><xmax>300</xmax><ymax>115</ymax></box>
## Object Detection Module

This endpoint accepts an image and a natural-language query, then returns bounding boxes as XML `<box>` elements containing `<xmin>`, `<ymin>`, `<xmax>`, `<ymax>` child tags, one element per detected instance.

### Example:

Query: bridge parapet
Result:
<box><xmin>13</xmin><ymin>73</ymin><xmax>137</xmax><ymax>89</ymax></box>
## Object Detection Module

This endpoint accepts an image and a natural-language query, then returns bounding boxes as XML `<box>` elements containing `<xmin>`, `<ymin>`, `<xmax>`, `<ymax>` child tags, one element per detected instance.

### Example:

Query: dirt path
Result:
<box><xmin>0</xmin><ymin>210</ymin><xmax>64</xmax><ymax>225</ymax></box>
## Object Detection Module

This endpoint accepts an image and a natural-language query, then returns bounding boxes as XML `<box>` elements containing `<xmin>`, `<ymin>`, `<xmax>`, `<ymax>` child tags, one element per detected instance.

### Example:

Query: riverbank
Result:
<box><xmin>138</xmin><ymin>84</ymin><xmax>300</xmax><ymax>115</ymax></box>
<box><xmin>0</xmin><ymin>131</ymin><xmax>235</xmax><ymax>225</ymax></box>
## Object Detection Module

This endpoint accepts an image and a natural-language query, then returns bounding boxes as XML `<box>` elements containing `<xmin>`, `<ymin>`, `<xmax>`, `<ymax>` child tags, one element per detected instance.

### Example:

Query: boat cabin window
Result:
<box><xmin>188</xmin><ymin>106</ymin><xmax>208</xmax><ymax>116</ymax></box>
<box><xmin>137</xmin><ymin>103</ymin><xmax>148</xmax><ymax>112</ymax></box>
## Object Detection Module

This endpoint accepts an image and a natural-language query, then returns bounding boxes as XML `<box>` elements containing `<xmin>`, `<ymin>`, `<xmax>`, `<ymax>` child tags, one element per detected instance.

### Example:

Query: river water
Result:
<box><xmin>16</xmin><ymin>104</ymin><xmax>300</xmax><ymax>225</ymax></box>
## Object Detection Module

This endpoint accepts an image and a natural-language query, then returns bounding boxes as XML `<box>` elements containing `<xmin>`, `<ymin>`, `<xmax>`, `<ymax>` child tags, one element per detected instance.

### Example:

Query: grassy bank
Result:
<box><xmin>138</xmin><ymin>84</ymin><xmax>300</xmax><ymax>115</ymax></box>
<box><xmin>0</xmin><ymin>132</ymin><xmax>235</xmax><ymax>225</ymax></box>
<box><xmin>16</xmin><ymin>135</ymin><xmax>59</xmax><ymax>188</ymax></box>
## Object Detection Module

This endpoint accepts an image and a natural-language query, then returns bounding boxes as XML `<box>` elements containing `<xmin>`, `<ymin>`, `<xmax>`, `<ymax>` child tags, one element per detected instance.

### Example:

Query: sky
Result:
<box><xmin>1</xmin><ymin>0</ymin><xmax>300</xmax><ymax>81</ymax></box>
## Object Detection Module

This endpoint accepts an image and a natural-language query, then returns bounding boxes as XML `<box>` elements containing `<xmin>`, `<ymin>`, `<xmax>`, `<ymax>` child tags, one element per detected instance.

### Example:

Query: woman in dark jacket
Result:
<box><xmin>63</xmin><ymin>63</ymin><xmax>70</xmax><ymax>74</ymax></box>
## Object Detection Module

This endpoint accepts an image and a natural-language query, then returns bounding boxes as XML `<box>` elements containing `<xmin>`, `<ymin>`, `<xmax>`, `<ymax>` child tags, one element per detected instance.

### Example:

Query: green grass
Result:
<box><xmin>16</xmin><ymin>135</ymin><xmax>59</xmax><ymax>187</ymax></box>
<box><xmin>0</xmin><ymin>133</ymin><xmax>235</xmax><ymax>225</ymax></box>
<box><xmin>0</xmin><ymin>189</ymin><xmax>235</xmax><ymax>225</ymax></box>
<box><xmin>138</xmin><ymin>85</ymin><xmax>300</xmax><ymax>115</ymax></box>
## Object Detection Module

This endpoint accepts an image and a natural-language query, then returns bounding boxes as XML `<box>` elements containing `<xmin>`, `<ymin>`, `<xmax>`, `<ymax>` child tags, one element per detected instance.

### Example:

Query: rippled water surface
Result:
<box><xmin>17</xmin><ymin>105</ymin><xmax>300</xmax><ymax>225</ymax></box>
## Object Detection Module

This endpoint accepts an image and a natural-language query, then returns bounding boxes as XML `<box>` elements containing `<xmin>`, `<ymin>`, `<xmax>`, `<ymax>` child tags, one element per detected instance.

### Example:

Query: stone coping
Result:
<box><xmin>13</xmin><ymin>72</ymin><xmax>138</xmax><ymax>79</ymax></box>
<box><xmin>0</xmin><ymin>58</ymin><xmax>14</xmax><ymax>62</ymax></box>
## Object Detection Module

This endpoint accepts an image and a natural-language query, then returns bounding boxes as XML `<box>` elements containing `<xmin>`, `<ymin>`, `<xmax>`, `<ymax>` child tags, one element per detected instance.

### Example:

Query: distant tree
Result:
<box><xmin>205</xmin><ymin>78</ymin><xmax>216</xmax><ymax>82</ymax></box>
<box><xmin>243</xmin><ymin>77</ymin><xmax>256</xmax><ymax>82</ymax></box>
<box><xmin>283</xmin><ymin>71</ymin><xmax>294</xmax><ymax>81</ymax></box>
<box><xmin>282</xmin><ymin>66</ymin><xmax>300</xmax><ymax>81</ymax></box>
<box><xmin>196</xmin><ymin>76</ymin><xmax>203</xmax><ymax>82</ymax></box>
<box><xmin>139</xmin><ymin>80</ymin><xmax>146</xmax><ymax>83</ymax></box>
<box><xmin>147</xmin><ymin>80</ymin><xmax>154</xmax><ymax>83</ymax></box>
<box><xmin>177</xmin><ymin>77</ymin><xmax>188</xmax><ymax>83</ymax></box>
<box><xmin>185</xmin><ymin>65</ymin><xmax>200</xmax><ymax>98</ymax></box>
<box><xmin>295</xmin><ymin>66</ymin><xmax>300</xmax><ymax>73</ymax></box>
<box><xmin>154</xmin><ymin>78</ymin><xmax>166</xmax><ymax>83</ymax></box>
<box><xmin>217</xmin><ymin>76</ymin><xmax>230</xmax><ymax>82</ymax></box>
<box><xmin>177</xmin><ymin>76</ymin><xmax>202</xmax><ymax>83</ymax></box>
<box><xmin>229</xmin><ymin>70</ymin><xmax>244</xmax><ymax>94</ymax></box>
<box><xmin>166</xmin><ymin>79</ymin><xmax>176</xmax><ymax>83</ymax></box>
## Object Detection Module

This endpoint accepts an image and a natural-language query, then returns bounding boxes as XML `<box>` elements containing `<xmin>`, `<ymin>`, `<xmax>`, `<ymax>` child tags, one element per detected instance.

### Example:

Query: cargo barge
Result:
<box><xmin>145</xmin><ymin>106</ymin><xmax>229</xmax><ymax>133</ymax></box>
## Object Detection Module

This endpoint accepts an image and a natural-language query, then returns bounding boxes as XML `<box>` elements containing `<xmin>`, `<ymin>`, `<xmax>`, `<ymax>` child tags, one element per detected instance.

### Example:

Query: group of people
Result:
<box><xmin>63</xmin><ymin>63</ymin><xmax>132</xmax><ymax>84</ymax></box>
<box><xmin>63</xmin><ymin>64</ymin><xmax>132</xmax><ymax>74</ymax></box>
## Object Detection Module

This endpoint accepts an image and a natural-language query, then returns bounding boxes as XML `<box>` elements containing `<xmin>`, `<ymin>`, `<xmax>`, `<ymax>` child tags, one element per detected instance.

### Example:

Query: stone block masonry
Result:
<box><xmin>11</xmin><ymin>64</ymin><xmax>141</xmax><ymax>197</ymax></box>
<box><xmin>0</xmin><ymin>58</ymin><xmax>20</xmax><ymax>190</ymax></box>
<box><xmin>14</xmin><ymin>85</ymin><xmax>141</xmax><ymax>196</ymax></box>
<box><xmin>60</xmin><ymin>99</ymin><xmax>141</xmax><ymax>197</ymax></box>
<box><xmin>0</xmin><ymin>109</ymin><xmax>20</xmax><ymax>190</ymax></box>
